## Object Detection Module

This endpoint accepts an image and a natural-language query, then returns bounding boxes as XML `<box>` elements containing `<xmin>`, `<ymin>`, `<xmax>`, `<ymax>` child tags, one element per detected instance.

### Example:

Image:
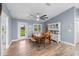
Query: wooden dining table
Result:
<box><xmin>32</xmin><ymin>32</ymin><xmax>51</xmax><ymax>47</ymax></box>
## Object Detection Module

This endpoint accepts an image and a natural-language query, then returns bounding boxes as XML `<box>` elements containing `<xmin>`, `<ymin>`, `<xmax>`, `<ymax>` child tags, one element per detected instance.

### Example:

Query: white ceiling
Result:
<box><xmin>6</xmin><ymin>3</ymin><xmax>74</xmax><ymax>22</ymax></box>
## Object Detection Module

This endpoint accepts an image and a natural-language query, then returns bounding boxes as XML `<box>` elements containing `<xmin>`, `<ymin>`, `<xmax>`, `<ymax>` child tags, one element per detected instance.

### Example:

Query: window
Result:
<box><xmin>33</xmin><ymin>24</ymin><xmax>42</xmax><ymax>33</ymax></box>
<box><xmin>18</xmin><ymin>22</ymin><xmax>28</xmax><ymax>39</ymax></box>
<box><xmin>20</xmin><ymin>25</ymin><xmax>26</xmax><ymax>36</ymax></box>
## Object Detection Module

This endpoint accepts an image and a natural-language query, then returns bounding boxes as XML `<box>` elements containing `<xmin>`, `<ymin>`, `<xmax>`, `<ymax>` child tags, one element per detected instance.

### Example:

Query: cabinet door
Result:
<box><xmin>51</xmin><ymin>34</ymin><xmax>58</xmax><ymax>42</ymax></box>
<box><xmin>48</xmin><ymin>23</ymin><xmax>61</xmax><ymax>42</ymax></box>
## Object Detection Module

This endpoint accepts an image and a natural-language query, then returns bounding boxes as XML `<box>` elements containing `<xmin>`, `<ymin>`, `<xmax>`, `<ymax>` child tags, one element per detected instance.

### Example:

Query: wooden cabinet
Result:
<box><xmin>48</xmin><ymin>23</ymin><xmax>61</xmax><ymax>42</ymax></box>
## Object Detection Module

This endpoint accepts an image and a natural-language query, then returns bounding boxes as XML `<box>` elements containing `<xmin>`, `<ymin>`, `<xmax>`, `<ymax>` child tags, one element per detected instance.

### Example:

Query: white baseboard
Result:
<box><xmin>12</xmin><ymin>38</ymin><xmax>25</xmax><ymax>42</ymax></box>
<box><xmin>11</xmin><ymin>39</ymin><xmax>21</xmax><ymax>42</ymax></box>
<box><xmin>61</xmin><ymin>41</ymin><xmax>75</xmax><ymax>46</ymax></box>
<box><xmin>8</xmin><ymin>39</ymin><xmax>22</xmax><ymax>48</ymax></box>
<box><xmin>8</xmin><ymin>40</ymin><xmax>14</xmax><ymax>48</ymax></box>
<box><xmin>8</xmin><ymin>39</ymin><xmax>75</xmax><ymax>49</ymax></box>
<box><xmin>8</xmin><ymin>39</ymin><xmax>25</xmax><ymax>48</ymax></box>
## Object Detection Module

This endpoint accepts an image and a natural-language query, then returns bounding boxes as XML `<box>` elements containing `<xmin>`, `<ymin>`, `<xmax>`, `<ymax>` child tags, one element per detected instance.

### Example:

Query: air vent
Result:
<box><xmin>46</xmin><ymin>3</ymin><xmax>51</xmax><ymax>6</ymax></box>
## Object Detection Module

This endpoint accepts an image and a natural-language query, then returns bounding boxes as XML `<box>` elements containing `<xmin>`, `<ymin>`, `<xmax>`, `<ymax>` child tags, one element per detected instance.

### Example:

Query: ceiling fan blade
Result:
<box><xmin>42</xmin><ymin>15</ymin><xmax>47</xmax><ymax>16</ymax></box>
<box><xmin>40</xmin><ymin>15</ymin><xmax>47</xmax><ymax>18</ymax></box>
<box><xmin>40</xmin><ymin>17</ymin><xmax>48</xmax><ymax>20</ymax></box>
<box><xmin>40</xmin><ymin>16</ymin><xmax>48</xmax><ymax>19</ymax></box>
<box><xmin>30</xmin><ymin>14</ymin><xmax>36</xmax><ymax>18</ymax></box>
<box><xmin>44</xmin><ymin>17</ymin><xmax>48</xmax><ymax>18</ymax></box>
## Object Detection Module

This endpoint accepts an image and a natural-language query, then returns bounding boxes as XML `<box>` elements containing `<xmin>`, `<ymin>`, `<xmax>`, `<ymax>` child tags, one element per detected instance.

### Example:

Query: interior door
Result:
<box><xmin>18</xmin><ymin>22</ymin><xmax>28</xmax><ymax>39</ymax></box>
<box><xmin>75</xmin><ymin>21</ymin><xmax>79</xmax><ymax>44</ymax></box>
<box><xmin>1</xmin><ymin>11</ymin><xmax>9</xmax><ymax>55</ymax></box>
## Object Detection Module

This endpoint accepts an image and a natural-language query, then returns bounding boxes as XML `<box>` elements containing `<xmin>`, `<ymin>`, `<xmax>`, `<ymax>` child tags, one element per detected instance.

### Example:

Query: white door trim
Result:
<box><xmin>33</xmin><ymin>24</ymin><xmax>42</xmax><ymax>33</ymax></box>
<box><xmin>74</xmin><ymin>7</ymin><xmax>76</xmax><ymax>46</ymax></box>
<box><xmin>1</xmin><ymin>11</ymin><xmax>9</xmax><ymax>55</ymax></box>
<box><xmin>5</xmin><ymin>15</ymin><xmax>9</xmax><ymax>48</ymax></box>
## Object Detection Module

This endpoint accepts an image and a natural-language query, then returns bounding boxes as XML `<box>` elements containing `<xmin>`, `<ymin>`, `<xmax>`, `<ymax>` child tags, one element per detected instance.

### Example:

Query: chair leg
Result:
<box><xmin>38</xmin><ymin>39</ymin><xmax>40</xmax><ymax>47</ymax></box>
<box><xmin>32</xmin><ymin>42</ymin><xmax>35</xmax><ymax>47</ymax></box>
<box><xmin>49</xmin><ymin>39</ymin><xmax>51</xmax><ymax>44</ymax></box>
<box><xmin>44</xmin><ymin>39</ymin><xmax>46</xmax><ymax>48</ymax></box>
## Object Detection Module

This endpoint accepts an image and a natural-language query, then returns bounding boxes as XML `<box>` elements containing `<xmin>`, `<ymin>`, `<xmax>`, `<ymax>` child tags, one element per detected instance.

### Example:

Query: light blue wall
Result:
<box><xmin>2</xmin><ymin>3</ymin><xmax>75</xmax><ymax>44</ymax></box>
<box><xmin>12</xmin><ymin>18</ymin><xmax>44</xmax><ymax>40</ymax></box>
<box><xmin>2</xmin><ymin>4</ymin><xmax>12</xmax><ymax>17</ymax></box>
<box><xmin>2</xmin><ymin>4</ymin><xmax>45</xmax><ymax>41</ymax></box>
<box><xmin>76</xmin><ymin>8</ymin><xmax>79</xmax><ymax>18</ymax></box>
<box><xmin>45</xmin><ymin>7</ymin><xmax>75</xmax><ymax>44</ymax></box>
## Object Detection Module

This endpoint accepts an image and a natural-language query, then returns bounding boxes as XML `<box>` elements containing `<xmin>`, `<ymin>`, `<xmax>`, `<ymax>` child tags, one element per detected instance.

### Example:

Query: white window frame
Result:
<box><xmin>33</xmin><ymin>24</ymin><xmax>42</xmax><ymax>33</ymax></box>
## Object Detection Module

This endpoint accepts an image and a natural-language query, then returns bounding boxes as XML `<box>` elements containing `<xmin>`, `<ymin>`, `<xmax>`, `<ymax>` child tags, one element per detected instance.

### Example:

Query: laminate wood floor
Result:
<box><xmin>4</xmin><ymin>39</ymin><xmax>79</xmax><ymax>56</ymax></box>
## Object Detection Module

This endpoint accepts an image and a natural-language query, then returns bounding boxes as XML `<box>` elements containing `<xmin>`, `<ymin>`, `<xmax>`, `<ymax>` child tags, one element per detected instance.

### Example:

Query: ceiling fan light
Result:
<box><xmin>36</xmin><ymin>18</ymin><xmax>39</xmax><ymax>21</ymax></box>
<box><xmin>37</xmin><ymin>15</ymin><xmax>39</xmax><ymax>18</ymax></box>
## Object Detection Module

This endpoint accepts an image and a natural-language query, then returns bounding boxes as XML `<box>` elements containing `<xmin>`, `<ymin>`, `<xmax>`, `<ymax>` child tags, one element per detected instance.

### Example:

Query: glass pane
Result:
<box><xmin>20</xmin><ymin>25</ymin><xmax>25</xmax><ymax>36</ymax></box>
<box><xmin>34</xmin><ymin>24</ymin><xmax>41</xmax><ymax>33</ymax></box>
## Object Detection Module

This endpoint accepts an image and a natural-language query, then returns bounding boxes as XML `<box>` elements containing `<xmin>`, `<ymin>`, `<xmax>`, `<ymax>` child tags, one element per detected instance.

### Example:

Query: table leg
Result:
<box><xmin>44</xmin><ymin>39</ymin><xmax>46</xmax><ymax>48</ymax></box>
<box><xmin>49</xmin><ymin>38</ymin><xmax>51</xmax><ymax>44</ymax></box>
<box><xmin>38</xmin><ymin>39</ymin><xmax>40</xmax><ymax>47</ymax></box>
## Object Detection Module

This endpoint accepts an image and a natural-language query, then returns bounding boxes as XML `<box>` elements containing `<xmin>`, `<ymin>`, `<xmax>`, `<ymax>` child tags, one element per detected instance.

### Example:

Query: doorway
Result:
<box><xmin>1</xmin><ymin>11</ymin><xmax>9</xmax><ymax>55</ymax></box>
<box><xmin>18</xmin><ymin>22</ymin><xmax>28</xmax><ymax>39</ymax></box>
<box><xmin>75</xmin><ymin>21</ymin><xmax>79</xmax><ymax>44</ymax></box>
<box><xmin>0</xmin><ymin>3</ymin><xmax>2</xmax><ymax>56</ymax></box>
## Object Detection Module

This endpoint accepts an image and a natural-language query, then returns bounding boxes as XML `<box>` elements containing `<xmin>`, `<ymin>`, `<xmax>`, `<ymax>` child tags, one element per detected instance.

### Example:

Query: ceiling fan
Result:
<box><xmin>30</xmin><ymin>13</ymin><xmax>48</xmax><ymax>21</ymax></box>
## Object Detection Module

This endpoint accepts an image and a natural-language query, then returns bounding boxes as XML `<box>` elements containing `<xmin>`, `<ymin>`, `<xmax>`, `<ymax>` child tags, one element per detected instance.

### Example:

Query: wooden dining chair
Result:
<box><xmin>30</xmin><ymin>34</ymin><xmax>37</xmax><ymax>47</ymax></box>
<box><xmin>44</xmin><ymin>32</ymin><xmax>51</xmax><ymax>47</ymax></box>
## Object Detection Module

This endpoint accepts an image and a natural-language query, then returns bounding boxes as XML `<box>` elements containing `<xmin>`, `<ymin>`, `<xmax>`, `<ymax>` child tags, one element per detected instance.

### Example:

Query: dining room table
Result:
<box><xmin>32</xmin><ymin>32</ymin><xmax>51</xmax><ymax>48</ymax></box>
